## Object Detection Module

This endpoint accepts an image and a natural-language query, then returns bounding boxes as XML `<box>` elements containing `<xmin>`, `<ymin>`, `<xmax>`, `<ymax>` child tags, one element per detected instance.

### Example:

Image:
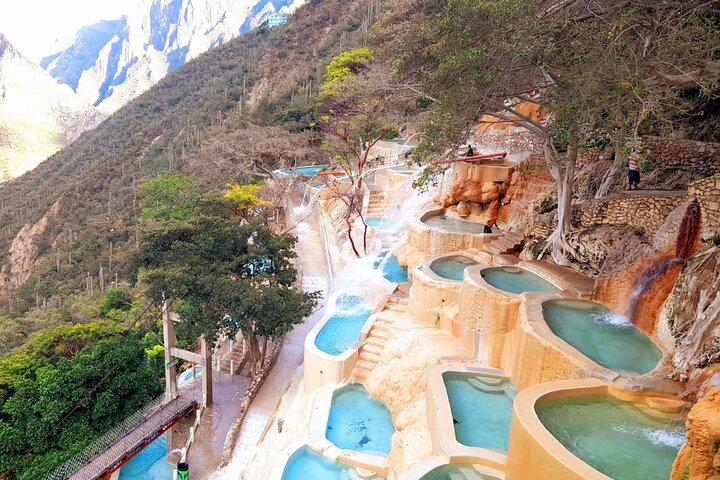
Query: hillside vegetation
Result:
<box><xmin>0</xmin><ymin>0</ymin><xmax>374</xmax><ymax>310</ymax></box>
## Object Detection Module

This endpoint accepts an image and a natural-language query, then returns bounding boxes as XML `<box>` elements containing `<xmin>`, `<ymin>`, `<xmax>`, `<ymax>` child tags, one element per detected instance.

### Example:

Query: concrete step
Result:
<box><xmin>359</xmin><ymin>350</ymin><xmax>380</xmax><ymax>363</ymax></box>
<box><xmin>369</xmin><ymin>329</ymin><xmax>389</xmax><ymax>340</ymax></box>
<box><xmin>367</xmin><ymin>337</ymin><xmax>385</xmax><ymax>349</ymax></box>
<box><xmin>355</xmin><ymin>359</ymin><xmax>374</xmax><ymax>373</ymax></box>
<box><xmin>372</xmin><ymin>321</ymin><xmax>390</xmax><ymax>332</ymax></box>
<box><xmin>363</xmin><ymin>344</ymin><xmax>383</xmax><ymax>356</ymax></box>
<box><xmin>385</xmin><ymin>304</ymin><xmax>406</xmax><ymax>312</ymax></box>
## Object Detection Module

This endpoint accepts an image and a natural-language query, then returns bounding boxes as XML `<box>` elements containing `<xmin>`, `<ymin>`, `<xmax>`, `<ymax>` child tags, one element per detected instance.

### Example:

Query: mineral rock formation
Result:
<box><xmin>671</xmin><ymin>388</ymin><xmax>720</xmax><ymax>480</ymax></box>
<box><xmin>443</xmin><ymin>179</ymin><xmax>500</xmax><ymax>207</ymax></box>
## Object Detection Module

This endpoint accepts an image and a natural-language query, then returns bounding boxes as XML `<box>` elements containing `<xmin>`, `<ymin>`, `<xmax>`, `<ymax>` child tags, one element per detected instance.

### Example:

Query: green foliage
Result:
<box><xmin>321</xmin><ymin>47</ymin><xmax>374</xmax><ymax>98</ymax></box>
<box><xmin>0</xmin><ymin>328</ymin><xmax>162</xmax><ymax>479</ymax></box>
<box><xmin>134</xmin><ymin>190</ymin><xmax>319</xmax><ymax>370</ymax></box>
<box><xmin>223</xmin><ymin>183</ymin><xmax>271</xmax><ymax>219</ymax></box>
<box><xmin>139</xmin><ymin>174</ymin><xmax>198</xmax><ymax>222</ymax></box>
<box><xmin>98</xmin><ymin>289</ymin><xmax>133</xmax><ymax>318</ymax></box>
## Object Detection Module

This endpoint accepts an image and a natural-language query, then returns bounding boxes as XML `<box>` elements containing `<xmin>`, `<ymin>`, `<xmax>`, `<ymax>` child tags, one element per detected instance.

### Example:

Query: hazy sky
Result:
<box><xmin>0</xmin><ymin>0</ymin><xmax>128</xmax><ymax>59</ymax></box>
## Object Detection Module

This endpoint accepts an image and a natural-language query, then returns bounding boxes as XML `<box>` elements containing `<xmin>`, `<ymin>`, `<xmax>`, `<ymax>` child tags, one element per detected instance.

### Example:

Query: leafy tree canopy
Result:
<box><xmin>139</xmin><ymin>174</ymin><xmax>199</xmax><ymax>222</ymax></box>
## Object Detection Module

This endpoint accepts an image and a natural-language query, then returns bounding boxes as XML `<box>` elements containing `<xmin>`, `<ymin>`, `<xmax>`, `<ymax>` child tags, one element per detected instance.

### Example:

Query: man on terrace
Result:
<box><xmin>628</xmin><ymin>151</ymin><xmax>641</xmax><ymax>190</ymax></box>
<box><xmin>465</xmin><ymin>144</ymin><xmax>475</xmax><ymax>157</ymax></box>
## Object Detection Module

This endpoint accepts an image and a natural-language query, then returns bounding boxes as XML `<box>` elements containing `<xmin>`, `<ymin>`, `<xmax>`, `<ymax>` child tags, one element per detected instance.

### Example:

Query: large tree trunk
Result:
<box><xmin>595</xmin><ymin>130</ymin><xmax>626</xmax><ymax>198</ymax></box>
<box><xmin>246</xmin><ymin>332</ymin><xmax>261</xmax><ymax>377</ymax></box>
<box><xmin>541</xmin><ymin>139</ymin><xmax>578</xmax><ymax>266</ymax></box>
<box><xmin>259</xmin><ymin>336</ymin><xmax>268</xmax><ymax>367</ymax></box>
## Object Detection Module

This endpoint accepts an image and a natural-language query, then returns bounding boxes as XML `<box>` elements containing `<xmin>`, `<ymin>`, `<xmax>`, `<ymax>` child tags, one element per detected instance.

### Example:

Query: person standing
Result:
<box><xmin>628</xmin><ymin>151</ymin><xmax>640</xmax><ymax>190</ymax></box>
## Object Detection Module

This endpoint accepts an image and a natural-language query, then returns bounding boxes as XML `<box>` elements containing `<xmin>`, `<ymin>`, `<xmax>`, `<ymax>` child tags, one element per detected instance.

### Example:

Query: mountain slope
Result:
<box><xmin>42</xmin><ymin>0</ymin><xmax>304</xmax><ymax>113</ymax></box>
<box><xmin>0</xmin><ymin>0</ymin><xmax>371</xmax><ymax>300</ymax></box>
<box><xmin>0</xmin><ymin>33</ymin><xmax>104</xmax><ymax>179</ymax></box>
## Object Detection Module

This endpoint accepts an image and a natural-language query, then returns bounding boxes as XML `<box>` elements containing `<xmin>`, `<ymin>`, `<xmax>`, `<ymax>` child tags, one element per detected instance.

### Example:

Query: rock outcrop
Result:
<box><xmin>0</xmin><ymin>33</ymin><xmax>103</xmax><ymax>179</ymax></box>
<box><xmin>671</xmin><ymin>387</ymin><xmax>720</xmax><ymax>480</ymax></box>
<box><xmin>42</xmin><ymin>0</ymin><xmax>305</xmax><ymax>113</ymax></box>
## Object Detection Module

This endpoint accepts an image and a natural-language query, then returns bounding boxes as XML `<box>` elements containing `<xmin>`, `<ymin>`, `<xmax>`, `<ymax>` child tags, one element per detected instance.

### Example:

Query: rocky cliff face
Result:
<box><xmin>0</xmin><ymin>33</ymin><xmax>103</xmax><ymax>179</ymax></box>
<box><xmin>42</xmin><ymin>0</ymin><xmax>305</xmax><ymax>113</ymax></box>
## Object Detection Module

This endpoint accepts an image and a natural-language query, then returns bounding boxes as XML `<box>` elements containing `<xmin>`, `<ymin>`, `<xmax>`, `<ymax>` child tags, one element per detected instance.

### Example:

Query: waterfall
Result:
<box><xmin>627</xmin><ymin>201</ymin><xmax>702</xmax><ymax>323</ymax></box>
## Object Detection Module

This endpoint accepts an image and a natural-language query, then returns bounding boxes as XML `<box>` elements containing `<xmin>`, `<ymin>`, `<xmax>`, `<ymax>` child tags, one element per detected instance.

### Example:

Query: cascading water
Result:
<box><xmin>627</xmin><ymin>201</ymin><xmax>702</xmax><ymax>323</ymax></box>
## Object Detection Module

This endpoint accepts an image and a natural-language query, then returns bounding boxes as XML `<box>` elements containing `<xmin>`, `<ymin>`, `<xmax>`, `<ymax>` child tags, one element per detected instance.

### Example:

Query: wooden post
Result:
<box><xmin>200</xmin><ymin>337</ymin><xmax>213</xmax><ymax>406</ymax></box>
<box><xmin>162</xmin><ymin>299</ymin><xmax>178</xmax><ymax>402</ymax></box>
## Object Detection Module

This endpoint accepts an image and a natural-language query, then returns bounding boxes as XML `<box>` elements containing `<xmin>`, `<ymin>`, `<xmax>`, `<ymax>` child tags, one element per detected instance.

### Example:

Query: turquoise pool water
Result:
<box><xmin>119</xmin><ymin>435</ymin><xmax>173</xmax><ymax>480</ymax></box>
<box><xmin>536</xmin><ymin>395</ymin><xmax>685</xmax><ymax>480</ymax></box>
<box><xmin>279</xmin><ymin>165</ymin><xmax>327</xmax><ymax>177</ymax></box>
<box><xmin>374</xmin><ymin>254</ymin><xmax>408</xmax><ymax>283</ymax></box>
<box><xmin>281</xmin><ymin>446</ymin><xmax>377</xmax><ymax>480</ymax></box>
<box><xmin>326</xmin><ymin>384</ymin><xmax>395</xmax><ymax>455</ymax></box>
<box><xmin>420</xmin><ymin>465</ymin><xmax>500</xmax><ymax>480</ymax></box>
<box><xmin>443</xmin><ymin>372</ymin><xmax>515</xmax><ymax>451</ymax></box>
<box><xmin>178</xmin><ymin>366</ymin><xmax>201</xmax><ymax>383</ymax></box>
<box><xmin>542</xmin><ymin>299</ymin><xmax>662</xmax><ymax>374</ymax></box>
<box><xmin>314</xmin><ymin>295</ymin><xmax>373</xmax><ymax>355</ymax></box>
<box><xmin>366</xmin><ymin>217</ymin><xmax>399</xmax><ymax>232</ymax></box>
<box><xmin>480</xmin><ymin>267</ymin><xmax>560</xmax><ymax>294</ymax></box>
<box><xmin>430</xmin><ymin>255</ymin><xmax>478</xmax><ymax>281</ymax></box>
<box><xmin>422</xmin><ymin>214</ymin><xmax>486</xmax><ymax>234</ymax></box>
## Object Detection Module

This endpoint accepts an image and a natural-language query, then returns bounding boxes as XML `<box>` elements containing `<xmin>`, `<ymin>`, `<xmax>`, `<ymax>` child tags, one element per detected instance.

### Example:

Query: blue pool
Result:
<box><xmin>365</xmin><ymin>217</ymin><xmax>398</xmax><ymax>232</ymax></box>
<box><xmin>326</xmin><ymin>384</ymin><xmax>395</xmax><ymax>456</ymax></box>
<box><xmin>374</xmin><ymin>254</ymin><xmax>408</xmax><ymax>283</ymax></box>
<box><xmin>278</xmin><ymin>165</ymin><xmax>328</xmax><ymax>177</ymax></box>
<box><xmin>430</xmin><ymin>255</ymin><xmax>478</xmax><ymax>282</ymax></box>
<box><xmin>480</xmin><ymin>267</ymin><xmax>560</xmax><ymax>294</ymax></box>
<box><xmin>178</xmin><ymin>366</ymin><xmax>201</xmax><ymax>383</ymax></box>
<box><xmin>542</xmin><ymin>299</ymin><xmax>662</xmax><ymax>374</ymax></box>
<box><xmin>281</xmin><ymin>446</ymin><xmax>371</xmax><ymax>480</ymax></box>
<box><xmin>537</xmin><ymin>395</ymin><xmax>685</xmax><ymax>480</ymax></box>
<box><xmin>119</xmin><ymin>435</ymin><xmax>173</xmax><ymax>480</ymax></box>
<box><xmin>443</xmin><ymin>372</ymin><xmax>515</xmax><ymax>451</ymax></box>
<box><xmin>314</xmin><ymin>295</ymin><xmax>373</xmax><ymax>355</ymax></box>
<box><xmin>420</xmin><ymin>464</ymin><xmax>500</xmax><ymax>480</ymax></box>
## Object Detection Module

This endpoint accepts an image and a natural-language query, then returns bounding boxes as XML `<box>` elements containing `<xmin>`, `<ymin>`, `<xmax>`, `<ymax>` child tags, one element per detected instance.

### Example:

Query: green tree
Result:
<box><xmin>134</xmin><ymin>193</ymin><xmax>319</xmax><ymax>375</ymax></box>
<box><xmin>376</xmin><ymin>0</ymin><xmax>719</xmax><ymax>264</ymax></box>
<box><xmin>0</xmin><ymin>333</ymin><xmax>162</xmax><ymax>479</ymax></box>
<box><xmin>318</xmin><ymin>48</ymin><xmax>400</xmax><ymax>256</ymax></box>
<box><xmin>98</xmin><ymin>288</ymin><xmax>133</xmax><ymax>318</ymax></box>
<box><xmin>139</xmin><ymin>174</ymin><xmax>199</xmax><ymax>222</ymax></box>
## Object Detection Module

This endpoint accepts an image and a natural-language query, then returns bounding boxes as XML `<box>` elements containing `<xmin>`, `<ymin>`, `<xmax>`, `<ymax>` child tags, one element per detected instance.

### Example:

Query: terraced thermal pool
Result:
<box><xmin>314</xmin><ymin>295</ymin><xmax>373</xmax><ymax>355</ymax></box>
<box><xmin>480</xmin><ymin>267</ymin><xmax>560</xmax><ymax>294</ymax></box>
<box><xmin>118</xmin><ymin>435</ymin><xmax>172</xmax><ymax>480</ymax></box>
<box><xmin>278</xmin><ymin>165</ymin><xmax>327</xmax><ymax>177</ymax></box>
<box><xmin>536</xmin><ymin>395</ymin><xmax>685</xmax><ymax>480</ymax></box>
<box><xmin>542</xmin><ymin>299</ymin><xmax>662</xmax><ymax>374</ymax></box>
<box><xmin>421</xmin><ymin>214</ymin><xmax>486</xmax><ymax>234</ymax></box>
<box><xmin>325</xmin><ymin>384</ymin><xmax>395</xmax><ymax>455</ymax></box>
<box><xmin>443</xmin><ymin>372</ymin><xmax>515</xmax><ymax>451</ymax></box>
<box><xmin>281</xmin><ymin>446</ymin><xmax>383</xmax><ymax>479</ymax></box>
<box><xmin>430</xmin><ymin>255</ymin><xmax>478</xmax><ymax>281</ymax></box>
<box><xmin>374</xmin><ymin>254</ymin><xmax>408</xmax><ymax>283</ymax></box>
<box><xmin>420</xmin><ymin>465</ymin><xmax>501</xmax><ymax>480</ymax></box>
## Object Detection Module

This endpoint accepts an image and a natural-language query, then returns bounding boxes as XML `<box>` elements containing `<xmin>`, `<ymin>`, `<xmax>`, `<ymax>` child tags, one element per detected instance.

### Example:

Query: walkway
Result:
<box><xmin>212</xmin><ymin>193</ymin><xmax>331</xmax><ymax>479</ymax></box>
<box><xmin>64</xmin><ymin>393</ymin><xmax>200</xmax><ymax>480</ymax></box>
<box><xmin>179</xmin><ymin>373</ymin><xmax>251</xmax><ymax>478</ymax></box>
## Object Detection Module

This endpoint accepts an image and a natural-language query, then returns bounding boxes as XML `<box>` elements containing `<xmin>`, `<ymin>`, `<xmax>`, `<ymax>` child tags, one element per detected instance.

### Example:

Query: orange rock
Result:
<box><xmin>670</xmin><ymin>388</ymin><xmax>720</xmax><ymax>480</ymax></box>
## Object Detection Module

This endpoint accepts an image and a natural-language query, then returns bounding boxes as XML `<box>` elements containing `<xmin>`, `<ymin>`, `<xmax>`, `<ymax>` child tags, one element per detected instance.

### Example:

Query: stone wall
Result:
<box><xmin>579</xmin><ymin>193</ymin><xmax>689</xmax><ymax>234</ymax></box>
<box><xmin>642</xmin><ymin>136</ymin><xmax>720</xmax><ymax>171</ymax></box>
<box><xmin>471</xmin><ymin>125</ymin><xmax>545</xmax><ymax>155</ymax></box>
<box><xmin>689</xmin><ymin>173</ymin><xmax>720</xmax><ymax>238</ymax></box>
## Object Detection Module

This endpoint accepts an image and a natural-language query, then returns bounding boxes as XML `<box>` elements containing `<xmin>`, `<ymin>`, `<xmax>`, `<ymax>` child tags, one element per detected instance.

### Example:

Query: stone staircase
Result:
<box><xmin>351</xmin><ymin>294</ymin><xmax>408</xmax><ymax>383</ymax></box>
<box><xmin>219</xmin><ymin>340</ymin><xmax>248</xmax><ymax>375</ymax></box>
<box><xmin>482</xmin><ymin>230</ymin><xmax>524</xmax><ymax>255</ymax></box>
<box><xmin>366</xmin><ymin>190</ymin><xmax>387</xmax><ymax>218</ymax></box>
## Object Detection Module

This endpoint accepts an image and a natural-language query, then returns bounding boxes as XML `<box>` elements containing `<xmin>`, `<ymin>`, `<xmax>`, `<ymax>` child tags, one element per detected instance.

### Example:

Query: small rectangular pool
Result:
<box><xmin>442</xmin><ymin>372</ymin><xmax>515</xmax><ymax>452</ymax></box>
